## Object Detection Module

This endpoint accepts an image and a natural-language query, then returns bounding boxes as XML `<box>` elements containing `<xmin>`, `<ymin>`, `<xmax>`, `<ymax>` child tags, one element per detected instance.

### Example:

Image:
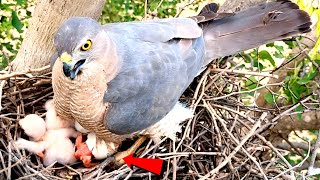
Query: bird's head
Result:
<box><xmin>53</xmin><ymin>17</ymin><xmax>110</xmax><ymax>80</ymax></box>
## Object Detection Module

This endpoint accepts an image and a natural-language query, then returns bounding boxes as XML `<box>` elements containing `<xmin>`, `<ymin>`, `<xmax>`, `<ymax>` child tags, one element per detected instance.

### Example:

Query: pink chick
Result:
<box><xmin>14</xmin><ymin>127</ymin><xmax>79</xmax><ymax>166</ymax></box>
<box><xmin>14</xmin><ymin>138</ymin><xmax>46</xmax><ymax>156</ymax></box>
<box><xmin>45</xmin><ymin>99</ymin><xmax>74</xmax><ymax>130</ymax></box>
<box><xmin>15</xmin><ymin>113</ymin><xmax>80</xmax><ymax>167</ymax></box>
<box><xmin>19</xmin><ymin>114</ymin><xmax>46</xmax><ymax>141</ymax></box>
<box><xmin>41</xmin><ymin>128</ymin><xmax>79</xmax><ymax>166</ymax></box>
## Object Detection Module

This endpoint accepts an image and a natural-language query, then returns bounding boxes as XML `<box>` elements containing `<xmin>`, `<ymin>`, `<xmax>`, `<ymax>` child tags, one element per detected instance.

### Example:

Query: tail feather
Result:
<box><xmin>202</xmin><ymin>0</ymin><xmax>312</xmax><ymax>66</ymax></box>
<box><xmin>200</xmin><ymin>3</ymin><xmax>219</xmax><ymax>14</ymax></box>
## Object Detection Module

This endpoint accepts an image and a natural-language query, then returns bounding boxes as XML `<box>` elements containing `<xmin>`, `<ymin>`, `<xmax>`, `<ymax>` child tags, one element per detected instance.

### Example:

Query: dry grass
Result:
<box><xmin>0</xmin><ymin>57</ymin><xmax>316</xmax><ymax>180</ymax></box>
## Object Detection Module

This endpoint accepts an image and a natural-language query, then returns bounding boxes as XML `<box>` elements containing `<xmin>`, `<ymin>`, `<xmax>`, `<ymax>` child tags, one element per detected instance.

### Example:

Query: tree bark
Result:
<box><xmin>11</xmin><ymin>0</ymin><xmax>106</xmax><ymax>72</ymax></box>
<box><xmin>219</xmin><ymin>0</ymin><xmax>267</xmax><ymax>12</ymax></box>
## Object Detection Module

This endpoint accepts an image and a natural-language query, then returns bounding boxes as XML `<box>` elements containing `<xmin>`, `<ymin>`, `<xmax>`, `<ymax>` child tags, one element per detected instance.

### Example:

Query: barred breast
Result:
<box><xmin>52</xmin><ymin>60</ymin><xmax>127</xmax><ymax>144</ymax></box>
<box><xmin>52</xmin><ymin>61</ymin><xmax>74</xmax><ymax>122</ymax></box>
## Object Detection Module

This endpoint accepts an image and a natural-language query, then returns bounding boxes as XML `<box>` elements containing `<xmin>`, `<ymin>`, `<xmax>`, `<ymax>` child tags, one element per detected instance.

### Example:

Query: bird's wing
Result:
<box><xmin>103</xmin><ymin>18</ymin><xmax>205</xmax><ymax>135</ymax></box>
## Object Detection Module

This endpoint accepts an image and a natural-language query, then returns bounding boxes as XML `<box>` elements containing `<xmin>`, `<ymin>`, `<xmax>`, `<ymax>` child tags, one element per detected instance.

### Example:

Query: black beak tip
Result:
<box><xmin>63</xmin><ymin>62</ymin><xmax>71</xmax><ymax>78</ymax></box>
<box><xmin>62</xmin><ymin>59</ymin><xmax>85</xmax><ymax>80</ymax></box>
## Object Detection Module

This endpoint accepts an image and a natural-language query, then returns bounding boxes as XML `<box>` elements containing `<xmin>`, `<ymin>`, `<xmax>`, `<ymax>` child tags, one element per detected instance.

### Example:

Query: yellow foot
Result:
<box><xmin>115</xmin><ymin>136</ymin><xmax>147</xmax><ymax>165</ymax></box>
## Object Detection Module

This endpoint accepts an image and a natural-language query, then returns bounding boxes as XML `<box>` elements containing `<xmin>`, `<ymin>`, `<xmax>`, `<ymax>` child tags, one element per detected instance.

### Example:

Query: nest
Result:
<box><xmin>0</xmin><ymin>61</ymin><xmax>311</xmax><ymax>179</ymax></box>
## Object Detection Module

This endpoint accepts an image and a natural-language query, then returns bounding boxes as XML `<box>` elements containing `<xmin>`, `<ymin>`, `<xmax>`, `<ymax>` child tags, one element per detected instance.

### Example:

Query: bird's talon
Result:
<box><xmin>114</xmin><ymin>136</ymin><xmax>147</xmax><ymax>166</ymax></box>
<box><xmin>114</xmin><ymin>151</ymin><xmax>129</xmax><ymax>165</ymax></box>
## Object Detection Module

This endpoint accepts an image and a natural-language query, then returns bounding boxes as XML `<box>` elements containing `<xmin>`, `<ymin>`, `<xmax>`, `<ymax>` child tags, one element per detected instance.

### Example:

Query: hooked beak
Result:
<box><xmin>60</xmin><ymin>52</ymin><xmax>85</xmax><ymax>80</ymax></box>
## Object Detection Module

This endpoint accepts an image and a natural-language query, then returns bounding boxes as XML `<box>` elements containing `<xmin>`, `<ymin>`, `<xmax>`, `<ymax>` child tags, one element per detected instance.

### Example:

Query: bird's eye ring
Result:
<box><xmin>81</xmin><ymin>40</ymin><xmax>92</xmax><ymax>51</ymax></box>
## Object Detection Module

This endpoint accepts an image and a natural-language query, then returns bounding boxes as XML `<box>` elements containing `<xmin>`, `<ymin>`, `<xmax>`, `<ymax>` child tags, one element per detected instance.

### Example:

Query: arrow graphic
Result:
<box><xmin>123</xmin><ymin>154</ymin><xmax>164</xmax><ymax>175</ymax></box>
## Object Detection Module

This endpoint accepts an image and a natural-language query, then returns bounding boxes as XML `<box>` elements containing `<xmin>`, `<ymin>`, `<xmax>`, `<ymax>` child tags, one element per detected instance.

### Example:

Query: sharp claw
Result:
<box><xmin>114</xmin><ymin>136</ymin><xmax>147</xmax><ymax>165</ymax></box>
<box><xmin>115</xmin><ymin>151</ymin><xmax>129</xmax><ymax>165</ymax></box>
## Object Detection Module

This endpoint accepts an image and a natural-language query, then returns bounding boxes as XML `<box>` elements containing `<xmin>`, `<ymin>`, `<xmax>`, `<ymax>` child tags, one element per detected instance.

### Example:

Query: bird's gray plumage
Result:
<box><xmin>54</xmin><ymin>17</ymin><xmax>102</xmax><ymax>55</ymax></box>
<box><xmin>52</xmin><ymin>1</ymin><xmax>311</xmax><ymax>137</ymax></box>
<box><xmin>103</xmin><ymin>19</ymin><xmax>205</xmax><ymax>134</ymax></box>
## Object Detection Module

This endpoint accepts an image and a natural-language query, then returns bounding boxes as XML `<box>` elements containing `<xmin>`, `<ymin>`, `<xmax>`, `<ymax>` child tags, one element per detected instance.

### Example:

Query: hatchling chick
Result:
<box><xmin>41</xmin><ymin>128</ymin><xmax>79</xmax><ymax>166</ymax></box>
<box><xmin>45</xmin><ymin>99</ymin><xmax>74</xmax><ymax>130</ymax></box>
<box><xmin>14</xmin><ymin>111</ymin><xmax>79</xmax><ymax>166</ymax></box>
<box><xmin>18</xmin><ymin>114</ymin><xmax>46</xmax><ymax>141</ymax></box>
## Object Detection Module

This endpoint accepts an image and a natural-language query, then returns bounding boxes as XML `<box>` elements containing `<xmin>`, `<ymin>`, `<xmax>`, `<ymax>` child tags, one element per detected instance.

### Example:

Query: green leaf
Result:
<box><xmin>242</xmin><ymin>53</ymin><xmax>252</xmax><ymax>64</ymax></box>
<box><xmin>259</xmin><ymin>50</ymin><xmax>275</xmax><ymax>66</ymax></box>
<box><xmin>264</xmin><ymin>92</ymin><xmax>276</xmax><ymax>104</ymax></box>
<box><xmin>297</xmin><ymin>78</ymin><xmax>310</xmax><ymax>85</ymax></box>
<box><xmin>17</xmin><ymin>0</ymin><xmax>24</xmax><ymax>5</ymax></box>
<box><xmin>275</xmin><ymin>45</ymin><xmax>284</xmax><ymax>52</ymax></box>
<box><xmin>274</xmin><ymin>51</ymin><xmax>284</xmax><ymax>59</ymax></box>
<box><xmin>245</xmin><ymin>76</ymin><xmax>258</xmax><ymax>90</ymax></box>
<box><xmin>0</xmin><ymin>56</ymin><xmax>8</xmax><ymax>70</ymax></box>
<box><xmin>11</xmin><ymin>11</ymin><xmax>23</xmax><ymax>32</ymax></box>
<box><xmin>252</xmin><ymin>60</ymin><xmax>264</xmax><ymax>70</ymax></box>
<box><xmin>295</xmin><ymin>105</ymin><xmax>303</xmax><ymax>120</ymax></box>
<box><xmin>307</xmin><ymin>69</ymin><xmax>318</xmax><ymax>79</ymax></box>
<box><xmin>237</xmin><ymin>64</ymin><xmax>246</xmax><ymax>69</ymax></box>
<box><xmin>266</xmin><ymin>42</ymin><xmax>274</xmax><ymax>47</ymax></box>
<box><xmin>0</xmin><ymin>3</ymin><xmax>15</xmax><ymax>9</ymax></box>
<box><xmin>284</xmin><ymin>40</ymin><xmax>296</xmax><ymax>49</ymax></box>
<box><xmin>290</xmin><ymin>83</ymin><xmax>306</xmax><ymax>102</ymax></box>
<box><xmin>2</xmin><ymin>43</ymin><xmax>14</xmax><ymax>51</ymax></box>
<box><xmin>309</xmin><ymin>130</ymin><xmax>318</xmax><ymax>135</ymax></box>
<box><xmin>297</xmin><ymin>69</ymin><xmax>318</xmax><ymax>85</ymax></box>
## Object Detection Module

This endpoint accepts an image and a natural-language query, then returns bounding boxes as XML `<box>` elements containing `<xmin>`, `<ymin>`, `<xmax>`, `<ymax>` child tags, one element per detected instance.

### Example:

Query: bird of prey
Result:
<box><xmin>51</xmin><ymin>1</ymin><xmax>311</xmax><ymax>163</ymax></box>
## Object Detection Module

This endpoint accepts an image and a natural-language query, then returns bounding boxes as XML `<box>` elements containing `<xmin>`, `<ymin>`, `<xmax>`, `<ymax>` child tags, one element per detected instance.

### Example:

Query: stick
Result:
<box><xmin>211</xmin><ymin>68</ymin><xmax>278</xmax><ymax>79</ymax></box>
<box><xmin>0</xmin><ymin>65</ymin><xmax>50</xmax><ymax>80</ymax></box>
<box><xmin>199</xmin><ymin>105</ymin><xmax>262</xmax><ymax>179</ymax></box>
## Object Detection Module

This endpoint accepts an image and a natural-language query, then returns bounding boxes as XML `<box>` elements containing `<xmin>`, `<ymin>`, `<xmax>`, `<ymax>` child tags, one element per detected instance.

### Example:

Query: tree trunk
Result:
<box><xmin>219</xmin><ymin>0</ymin><xmax>267</xmax><ymax>12</ymax></box>
<box><xmin>11</xmin><ymin>0</ymin><xmax>106</xmax><ymax>72</ymax></box>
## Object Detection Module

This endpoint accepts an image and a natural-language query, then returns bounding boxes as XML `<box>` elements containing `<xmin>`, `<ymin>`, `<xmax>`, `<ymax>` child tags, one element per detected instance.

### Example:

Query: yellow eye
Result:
<box><xmin>81</xmin><ymin>40</ymin><xmax>92</xmax><ymax>51</ymax></box>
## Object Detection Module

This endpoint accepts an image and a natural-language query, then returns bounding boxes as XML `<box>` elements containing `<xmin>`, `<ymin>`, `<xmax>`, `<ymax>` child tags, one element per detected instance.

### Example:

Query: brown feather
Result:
<box><xmin>200</xmin><ymin>1</ymin><xmax>311</xmax><ymax>65</ymax></box>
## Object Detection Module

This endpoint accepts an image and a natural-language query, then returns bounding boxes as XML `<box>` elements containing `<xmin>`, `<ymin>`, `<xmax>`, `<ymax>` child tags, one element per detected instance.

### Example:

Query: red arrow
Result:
<box><xmin>123</xmin><ymin>154</ymin><xmax>163</xmax><ymax>175</ymax></box>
